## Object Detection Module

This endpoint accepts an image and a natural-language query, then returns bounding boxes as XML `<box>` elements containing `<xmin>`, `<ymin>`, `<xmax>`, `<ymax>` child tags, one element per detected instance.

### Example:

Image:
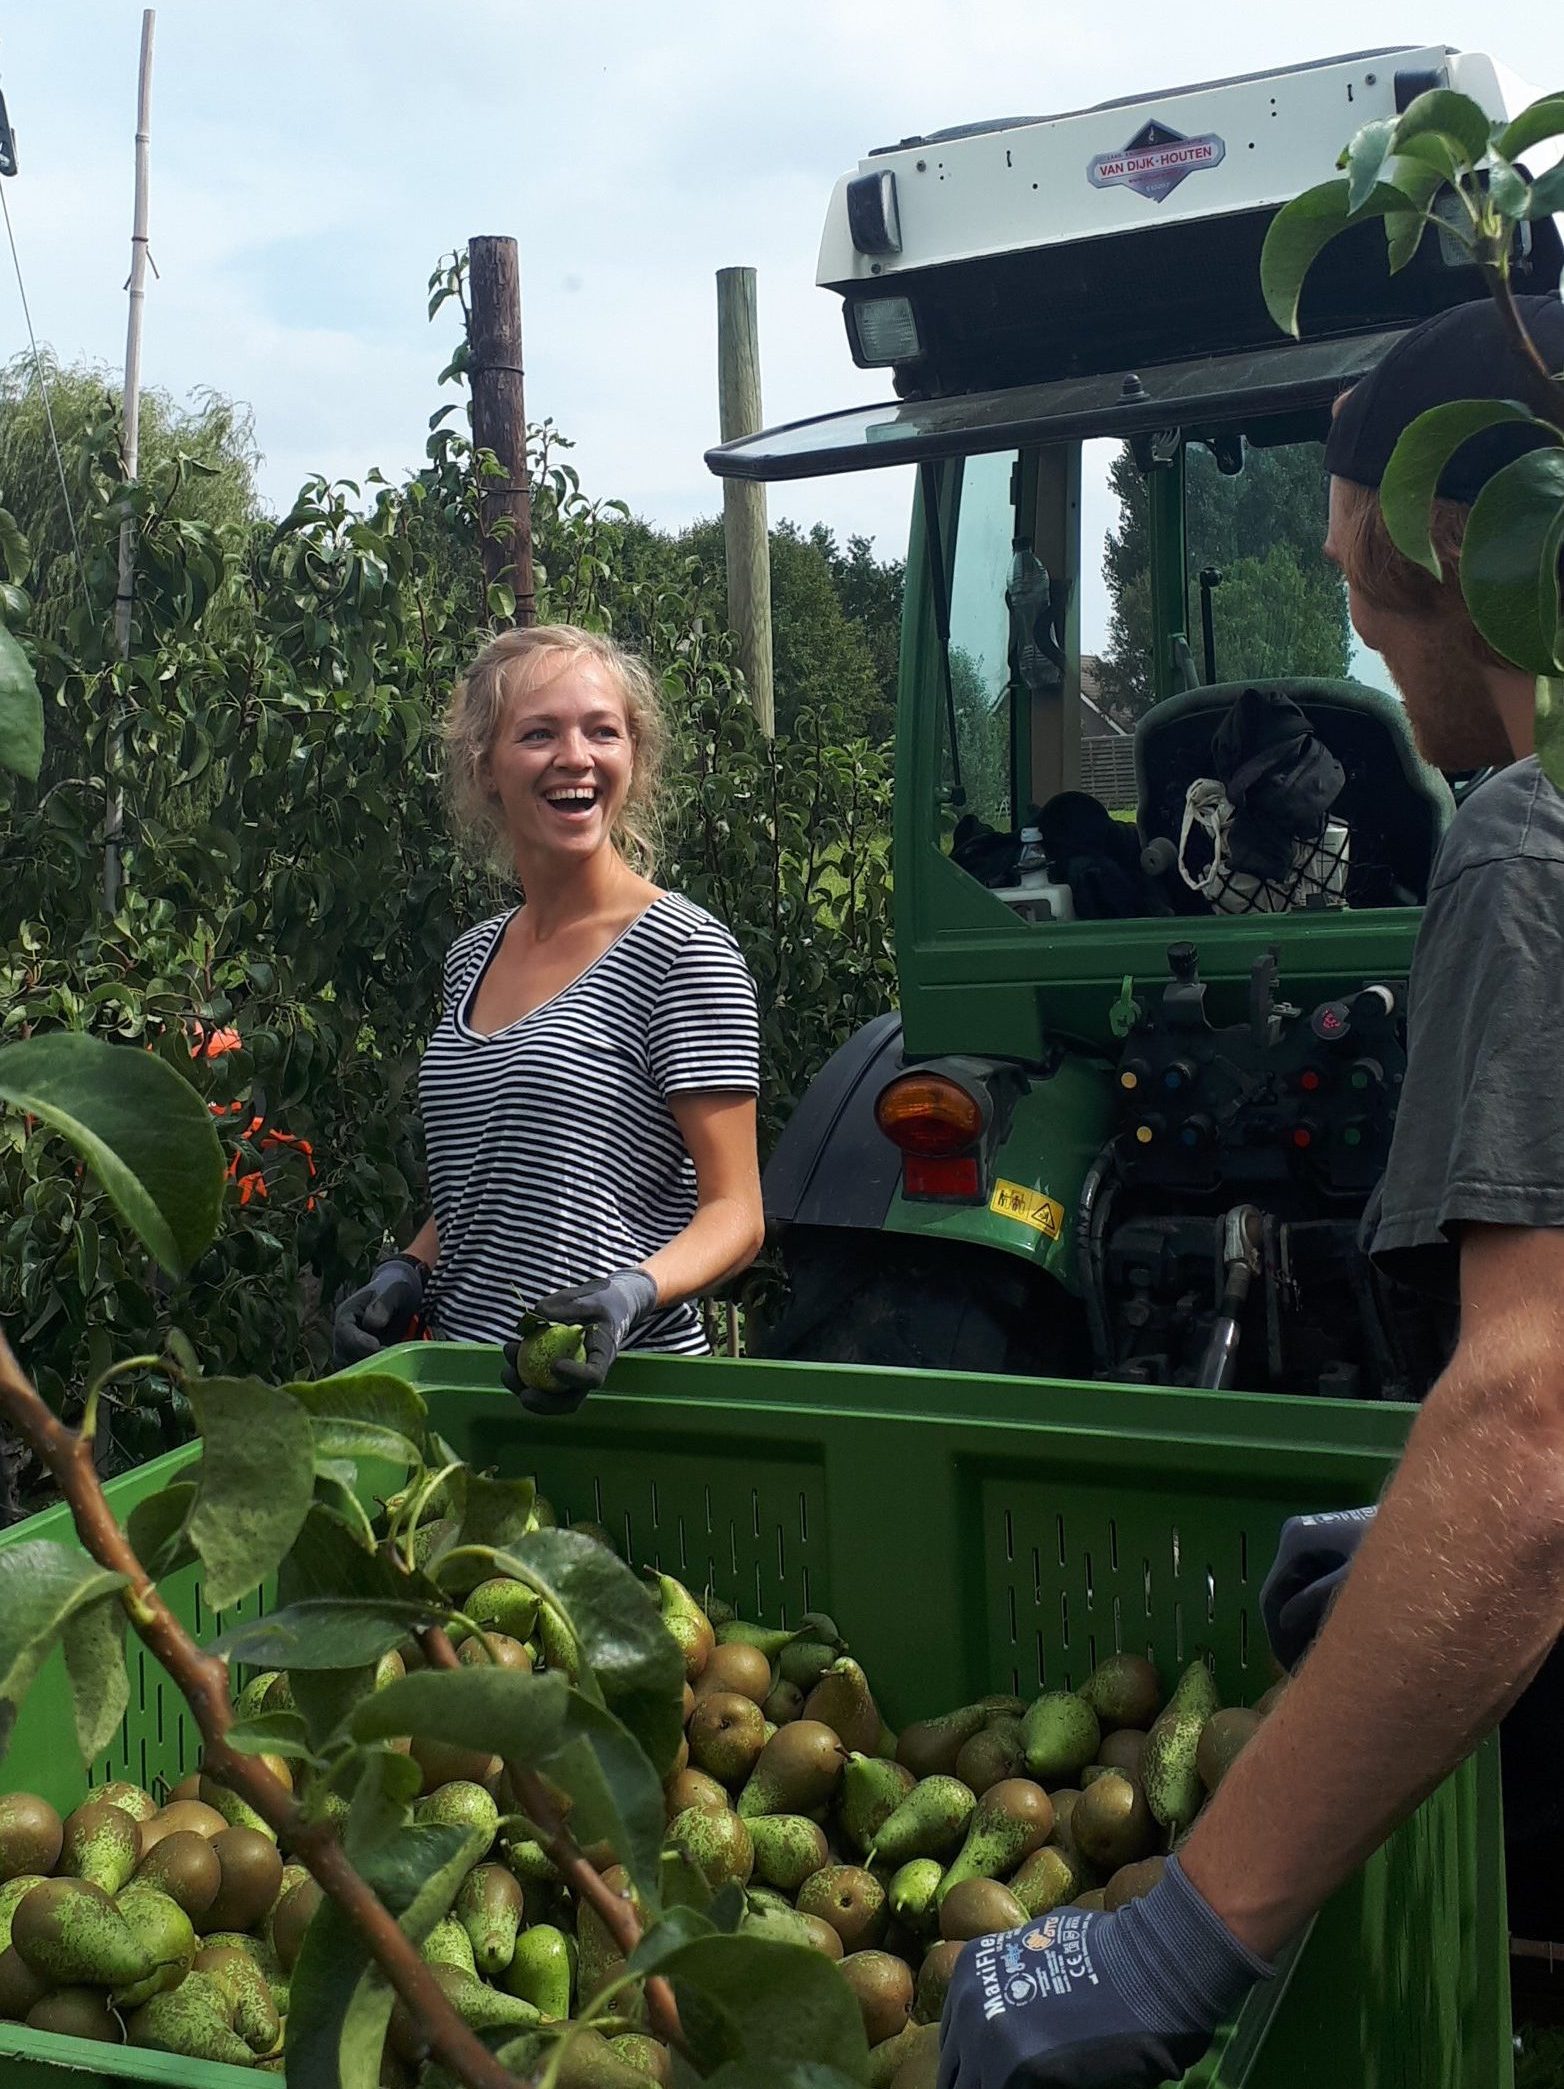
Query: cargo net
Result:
<box><xmin>1177</xmin><ymin>777</ymin><xmax>1350</xmax><ymax>914</ymax></box>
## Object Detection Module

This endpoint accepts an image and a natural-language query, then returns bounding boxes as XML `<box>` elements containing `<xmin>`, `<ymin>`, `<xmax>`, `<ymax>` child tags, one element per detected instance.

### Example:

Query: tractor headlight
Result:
<box><xmin>850</xmin><ymin>296</ymin><xmax>922</xmax><ymax>366</ymax></box>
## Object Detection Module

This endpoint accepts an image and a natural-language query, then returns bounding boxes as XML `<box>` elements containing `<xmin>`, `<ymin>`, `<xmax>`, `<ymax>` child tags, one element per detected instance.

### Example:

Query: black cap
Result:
<box><xmin>1324</xmin><ymin>294</ymin><xmax>1564</xmax><ymax>503</ymax></box>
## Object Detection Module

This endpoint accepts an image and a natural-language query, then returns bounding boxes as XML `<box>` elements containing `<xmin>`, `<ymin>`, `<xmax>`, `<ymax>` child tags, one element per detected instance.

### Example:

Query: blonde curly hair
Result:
<box><xmin>443</xmin><ymin>625</ymin><xmax>669</xmax><ymax>873</ymax></box>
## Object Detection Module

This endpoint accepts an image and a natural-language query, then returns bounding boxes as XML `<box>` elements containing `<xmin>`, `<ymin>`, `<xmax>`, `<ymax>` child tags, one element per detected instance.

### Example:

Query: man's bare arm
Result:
<box><xmin>1180</xmin><ymin>1222</ymin><xmax>1564</xmax><ymax>1958</ymax></box>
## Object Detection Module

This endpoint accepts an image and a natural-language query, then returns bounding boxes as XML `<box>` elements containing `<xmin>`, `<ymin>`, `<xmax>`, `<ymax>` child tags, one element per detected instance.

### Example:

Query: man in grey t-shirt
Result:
<box><xmin>939</xmin><ymin>296</ymin><xmax>1564</xmax><ymax>2086</ymax></box>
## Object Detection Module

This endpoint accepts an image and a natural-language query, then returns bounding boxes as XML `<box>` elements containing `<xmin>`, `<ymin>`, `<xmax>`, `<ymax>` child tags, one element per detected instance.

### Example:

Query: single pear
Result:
<box><xmin>466</xmin><ymin>1576</ymin><xmax>542</xmax><ymax>1643</ymax></box>
<box><xmin>0</xmin><ymin>1875</ymin><xmax>45</xmax><ymax>1955</ymax></box>
<box><xmin>193</xmin><ymin>1943</ymin><xmax>282</xmax><ymax>2053</ymax></box>
<box><xmin>1072</xmin><ymin>1888</ymin><xmax>1107</xmax><ymax>1911</ymax></box>
<box><xmin>840</xmin><ymin>1948</ymin><xmax>915</xmax><ymax>2047</ymax></box>
<box><xmin>803</xmin><ymin>1657</ymin><xmax>883</xmax><ymax>1755</ymax></box>
<box><xmin>888</xmin><ymin>1858</ymin><xmax>945</xmax><ymax>1936</ymax></box>
<box><xmin>25</xmin><ymin>1986</ymin><xmax>125</xmax><ymax>2042</ymax></box>
<box><xmin>195</xmin><ymin>1775</ymin><xmax>274</xmax><ymax>1842</ymax></box>
<box><xmin>1047</xmin><ymin>1788</ymin><xmax>1084</xmax><ymax>1857</ymax></box>
<box><xmin>610</xmin><ymin>2032</ymin><xmax>672</xmax><ymax>2085</ymax></box>
<box><xmin>1141</xmin><ymin>1711</ymin><xmax>1207</xmax><ymax>1832</ymax></box>
<box><xmin>139</xmin><ymin>1801</ymin><xmax>228</xmax><ymax>1850</ymax></box>
<box><xmin>416</xmin><ymin>1781</ymin><xmax>501</xmax><ymax>1847</ymax></box>
<box><xmin>502</xmin><ymin>1919</ymin><xmax>574</xmax><ymax>2018</ymax></box>
<box><xmin>1079</xmin><ymin>1654</ymin><xmax>1163</xmax><ymax>1731</ymax></box>
<box><xmin>199</xmin><ymin>1827</ymin><xmax>284</xmax><ymax>1936</ymax></box>
<box><xmin>457</xmin><ymin>1630</ymin><xmax>532</xmax><ymax>1672</ymax></box>
<box><xmin>0</xmin><ymin>1944</ymin><xmax>50</xmax><ymax>2022</ymax></box>
<box><xmin>895</xmin><ymin>1705</ymin><xmax>990</xmax><ymax>1780</ymax></box>
<box><xmin>938</xmin><ymin>1877</ymin><xmax>1027</xmax><ymax>1942</ymax></box>
<box><xmin>954</xmin><ymin>1719</ymin><xmax>1026</xmax><ymax>1796</ymax></box>
<box><xmin>1103</xmin><ymin>1855</ymin><xmax>1168</xmax><ymax>1911</ymax></box>
<box><xmin>914</xmin><ymin>1939</ymin><xmax>965</xmax><ymax>2026</ymax></box>
<box><xmin>10</xmin><ymin>1878</ymin><xmax>154</xmax><ymax>1989</ymax></box>
<box><xmin>666</xmin><ymin>1806</ymin><xmax>754</xmax><ymax>1890</ymax></box>
<box><xmin>1097</xmin><ymin>1728</ymin><xmax>1148</xmax><ymax>1779</ymax></box>
<box><xmin>576</xmin><ymin>1865</ymin><xmax>640</xmax><ymax>2013</ymax></box>
<box><xmin>454</xmin><ymin>1863</ymin><xmax>526</xmax><ymax>1977</ymax></box>
<box><xmin>762</xmin><ymin>1678</ymin><xmax>805</xmax><ymax>1726</ymax></box>
<box><xmin>650</xmin><ymin>1572</ymin><xmax>715</xmax><ymax>1683</ymax></box>
<box><xmin>795</xmin><ymin>1864</ymin><xmax>888</xmax><ymax>1952</ymax></box>
<box><xmin>114</xmin><ymin>1885</ymin><xmax>198</xmax><ymax>2007</ymax></box>
<box><xmin>838</xmin><ymin>1753</ymin><xmax>917</xmax><ymax>1854</ymax></box>
<box><xmin>938</xmin><ymin>1780</ymin><xmax>1053</xmax><ymax>1902</ymax></box>
<box><xmin>422</xmin><ymin>1913</ymin><xmax>478</xmax><ymax>1978</ymax></box>
<box><xmin>693</xmin><ymin>1641</ymin><xmax>773</xmax><ymax>1705</ymax></box>
<box><xmin>741</xmin><ymin>1898</ymin><xmax>845</xmax><ymax>1958</ymax></box>
<box><xmin>717</xmin><ymin>1620</ymin><xmax>799</xmax><ymax>1662</ymax></box>
<box><xmin>235</xmin><ymin>1671</ymin><xmax>282</xmax><ymax>1720</ymax></box>
<box><xmin>687</xmin><ymin>1690</ymin><xmax>767</xmax><ymax>1788</ymax></box>
<box><xmin>747</xmin><ymin>1813</ymin><xmax>830</xmax><ymax>1893</ymax></box>
<box><xmin>870</xmin><ymin>1777</ymin><xmax>976</xmax><ymax>1867</ymax></box>
<box><xmin>501</xmin><ymin>1836</ymin><xmax>561</xmax><ymax>1890</ymax></box>
<box><xmin>777</xmin><ymin>1639</ymin><xmax>839</xmax><ymax>1692</ymax></box>
<box><xmin>736</xmin><ymin>1719</ymin><xmax>848</xmax><ymax>1819</ymax></box>
<box><xmin>269</xmin><ymin>1876</ymin><xmax>323</xmax><ymax>1973</ymax></box>
<box><xmin>95</xmin><ymin>1783</ymin><xmax>158</xmax><ymax>1826</ymax></box>
<box><xmin>869</xmin><ymin>2021</ymin><xmax>939</xmax><ymax>2089</ymax></box>
<box><xmin>412</xmin><ymin>1733</ymin><xmax>503</xmax><ymax>1794</ymax></box>
<box><xmin>1010</xmin><ymin>1845</ymin><xmax>1084</xmax><ymax>1918</ymax></box>
<box><xmin>554</xmin><ymin>2025</ymin><xmax>662</xmax><ymax>2089</ymax></box>
<box><xmin>1196</xmin><ymin>1707</ymin><xmax>1262</xmax><ymax>1794</ymax></box>
<box><xmin>1020</xmin><ymin>1692</ymin><xmax>1100</xmax><ymax>1784</ymax></box>
<box><xmin>1070</xmin><ymin>1772</ymin><xmax>1156</xmax><ymax>1873</ymax></box>
<box><xmin>131</xmin><ymin>1829</ymin><xmax>222</xmax><ymax>1920</ymax></box>
<box><xmin>1168</xmin><ymin>1658</ymin><xmax>1221</xmax><ymax>1724</ymax></box>
<box><xmin>1254</xmin><ymin>1679</ymin><xmax>1289</xmax><ymax>1717</ymax></box>
<box><xmin>0</xmin><ymin>1796</ymin><xmax>62</xmax><ymax>1884</ymax></box>
<box><xmin>389</xmin><ymin>1961</ymin><xmax>539</xmax><ymax>2056</ymax></box>
<box><xmin>513</xmin><ymin>1321</ymin><xmax>588</xmax><ymax>1395</ymax></box>
<box><xmin>59</xmin><ymin>1801</ymin><xmax>141</xmax><ymax>1895</ymax></box>
<box><xmin>126</xmin><ymin>1972</ymin><xmax>255</xmax><ymax>2065</ymax></box>
<box><xmin>664</xmin><ymin>1767</ymin><xmax>729</xmax><ymax>1820</ymax></box>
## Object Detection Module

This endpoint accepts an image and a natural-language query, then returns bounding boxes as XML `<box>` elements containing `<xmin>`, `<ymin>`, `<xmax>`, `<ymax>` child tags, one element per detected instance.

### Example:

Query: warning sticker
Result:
<box><xmin>1088</xmin><ymin>120</ymin><xmax>1226</xmax><ymax>205</ymax></box>
<box><xmin>989</xmin><ymin>1179</ymin><xmax>1066</xmax><ymax>1240</ymax></box>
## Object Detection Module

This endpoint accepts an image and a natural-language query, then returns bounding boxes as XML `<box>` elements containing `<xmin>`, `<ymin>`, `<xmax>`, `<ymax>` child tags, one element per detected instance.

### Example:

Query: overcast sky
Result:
<box><xmin>3</xmin><ymin>2</ymin><xmax>1562</xmax><ymax>659</ymax></box>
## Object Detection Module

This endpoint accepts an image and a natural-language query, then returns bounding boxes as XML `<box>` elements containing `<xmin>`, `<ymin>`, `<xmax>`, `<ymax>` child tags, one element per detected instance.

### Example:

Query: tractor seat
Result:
<box><xmin>1135</xmin><ymin>678</ymin><xmax>1454</xmax><ymax>910</ymax></box>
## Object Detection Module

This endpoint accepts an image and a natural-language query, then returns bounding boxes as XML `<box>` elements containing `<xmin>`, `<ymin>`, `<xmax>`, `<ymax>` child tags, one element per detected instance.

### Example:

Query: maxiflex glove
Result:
<box><xmin>938</xmin><ymin>1858</ymin><xmax>1271</xmax><ymax>2089</ymax></box>
<box><xmin>331</xmin><ymin>1255</ymin><xmax>427</xmax><ymax>1368</ymax></box>
<box><xmin>502</xmin><ymin>1268</ymin><xmax>659</xmax><ymax>1416</ymax></box>
<box><xmin>1259</xmin><ymin>1505</ymin><xmax>1377</xmax><ymax>1671</ymax></box>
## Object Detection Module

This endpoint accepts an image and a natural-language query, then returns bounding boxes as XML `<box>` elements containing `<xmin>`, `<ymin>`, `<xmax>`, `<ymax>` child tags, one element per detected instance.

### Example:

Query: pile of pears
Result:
<box><xmin>656</xmin><ymin>1577</ymin><xmax>1277</xmax><ymax>2089</ymax></box>
<box><xmin>0</xmin><ymin>1511</ymin><xmax>1276</xmax><ymax>2087</ymax></box>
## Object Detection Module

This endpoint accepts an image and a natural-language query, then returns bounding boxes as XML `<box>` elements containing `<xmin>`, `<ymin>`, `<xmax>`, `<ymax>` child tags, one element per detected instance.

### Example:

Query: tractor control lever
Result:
<box><xmin>1196</xmin><ymin>1204</ymin><xmax>1264</xmax><ymax>1392</ymax></box>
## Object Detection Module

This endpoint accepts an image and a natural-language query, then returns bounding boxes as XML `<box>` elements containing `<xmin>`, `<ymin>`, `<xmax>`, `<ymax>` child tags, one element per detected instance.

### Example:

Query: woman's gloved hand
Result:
<box><xmin>331</xmin><ymin>1256</ymin><xmax>427</xmax><ymax>1368</ymax></box>
<box><xmin>938</xmin><ymin>1859</ymin><xmax>1271</xmax><ymax>2089</ymax></box>
<box><xmin>1260</xmin><ymin>1506</ymin><xmax>1377</xmax><ymax>1671</ymax></box>
<box><xmin>502</xmin><ymin>1269</ymin><xmax>659</xmax><ymax>1416</ymax></box>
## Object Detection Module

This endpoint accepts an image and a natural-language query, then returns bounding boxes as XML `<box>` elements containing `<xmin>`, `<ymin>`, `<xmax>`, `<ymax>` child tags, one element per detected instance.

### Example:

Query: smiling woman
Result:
<box><xmin>330</xmin><ymin>624</ymin><xmax>765</xmax><ymax>1412</ymax></box>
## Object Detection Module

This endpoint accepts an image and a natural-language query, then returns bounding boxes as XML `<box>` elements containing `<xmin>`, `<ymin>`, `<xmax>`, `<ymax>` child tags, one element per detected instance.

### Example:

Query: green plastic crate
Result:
<box><xmin>0</xmin><ymin>1349</ymin><xmax>1512</xmax><ymax>2087</ymax></box>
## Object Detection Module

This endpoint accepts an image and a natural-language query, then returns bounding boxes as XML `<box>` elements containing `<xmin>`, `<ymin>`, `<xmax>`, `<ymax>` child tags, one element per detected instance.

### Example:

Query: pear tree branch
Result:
<box><xmin>0</xmin><ymin>1325</ymin><xmax>519</xmax><ymax>2089</ymax></box>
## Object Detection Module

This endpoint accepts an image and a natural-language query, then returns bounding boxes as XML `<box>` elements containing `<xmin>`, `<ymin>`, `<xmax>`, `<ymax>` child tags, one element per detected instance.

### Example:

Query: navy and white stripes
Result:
<box><xmin>419</xmin><ymin>892</ymin><xmax>760</xmax><ymax>1352</ymax></box>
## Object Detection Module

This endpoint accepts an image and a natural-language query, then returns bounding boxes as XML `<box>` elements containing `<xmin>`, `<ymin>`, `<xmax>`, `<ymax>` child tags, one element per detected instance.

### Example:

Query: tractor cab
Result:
<box><xmin>708</xmin><ymin>45</ymin><xmax>1562</xmax><ymax>1396</ymax></box>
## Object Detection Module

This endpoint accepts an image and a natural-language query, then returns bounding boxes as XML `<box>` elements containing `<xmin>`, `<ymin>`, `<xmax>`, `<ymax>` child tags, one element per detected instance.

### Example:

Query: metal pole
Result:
<box><xmin>716</xmin><ymin>266</ymin><xmax>774</xmax><ymax>737</ymax></box>
<box><xmin>467</xmin><ymin>234</ymin><xmax>535</xmax><ymax>628</ymax></box>
<box><xmin>104</xmin><ymin>8</ymin><xmax>155</xmax><ymax>914</ymax></box>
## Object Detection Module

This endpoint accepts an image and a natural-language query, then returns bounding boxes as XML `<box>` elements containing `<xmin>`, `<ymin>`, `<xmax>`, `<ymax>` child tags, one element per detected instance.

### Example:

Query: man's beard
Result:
<box><xmin>1385</xmin><ymin>627</ymin><xmax>1510</xmax><ymax>772</ymax></box>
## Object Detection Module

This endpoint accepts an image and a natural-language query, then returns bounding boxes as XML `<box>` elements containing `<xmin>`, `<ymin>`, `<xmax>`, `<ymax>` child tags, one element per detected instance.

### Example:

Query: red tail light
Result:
<box><xmin>902</xmin><ymin>1153</ymin><xmax>982</xmax><ymax>1198</ymax></box>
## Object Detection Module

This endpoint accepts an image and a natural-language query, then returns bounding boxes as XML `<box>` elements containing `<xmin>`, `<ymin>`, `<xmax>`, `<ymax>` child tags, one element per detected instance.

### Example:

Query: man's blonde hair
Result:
<box><xmin>443</xmin><ymin>624</ymin><xmax>669</xmax><ymax>872</ymax></box>
<box><xmin>1329</xmin><ymin>477</ymin><xmax>1508</xmax><ymax>670</ymax></box>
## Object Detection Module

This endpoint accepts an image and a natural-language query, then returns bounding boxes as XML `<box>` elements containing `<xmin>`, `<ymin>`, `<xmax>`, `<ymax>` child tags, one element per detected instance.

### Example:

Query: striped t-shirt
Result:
<box><xmin>418</xmin><ymin>892</ymin><xmax>760</xmax><ymax>1352</ymax></box>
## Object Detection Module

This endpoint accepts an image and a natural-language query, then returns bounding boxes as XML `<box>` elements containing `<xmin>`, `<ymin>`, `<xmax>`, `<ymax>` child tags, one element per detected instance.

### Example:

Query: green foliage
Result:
<box><xmin>1260</xmin><ymin>86</ymin><xmax>1564</xmax><ymax>779</ymax></box>
<box><xmin>0</xmin><ymin>257</ymin><xmax>896</xmax><ymax>1496</ymax></box>
<box><xmin>1101</xmin><ymin>442</ymin><xmax>1350</xmax><ymax>714</ymax></box>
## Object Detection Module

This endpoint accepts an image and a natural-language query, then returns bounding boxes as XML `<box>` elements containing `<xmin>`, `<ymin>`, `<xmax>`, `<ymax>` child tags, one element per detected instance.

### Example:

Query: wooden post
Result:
<box><xmin>717</xmin><ymin>267</ymin><xmax>774</xmax><ymax>736</ymax></box>
<box><xmin>467</xmin><ymin>235</ymin><xmax>535</xmax><ymax>628</ymax></box>
<box><xmin>104</xmin><ymin>7</ymin><xmax>155</xmax><ymax>915</ymax></box>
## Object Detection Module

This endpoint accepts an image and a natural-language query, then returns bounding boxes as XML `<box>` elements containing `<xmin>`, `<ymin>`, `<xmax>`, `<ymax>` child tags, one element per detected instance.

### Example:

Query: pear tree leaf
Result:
<box><xmin>213</xmin><ymin>1600</ymin><xmax>445</xmax><ymax>1671</ymax></box>
<box><xmin>290</xmin><ymin>1665</ymin><xmax>379</xmax><ymax>1753</ymax></box>
<box><xmin>658</xmin><ymin>1931</ymin><xmax>871</xmax><ymax>2079</ymax></box>
<box><xmin>1379</xmin><ymin>399</ymin><xmax>1541</xmax><ymax>574</ymax></box>
<box><xmin>125</xmin><ymin>1479</ymin><xmax>198</xmax><ymax>1580</ymax></box>
<box><xmin>350</xmin><ymin>1664</ymin><xmax>569</xmax><ymax>1764</ymax></box>
<box><xmin>449</xmin><ymin>1470</ymin><xmax>537</xmax><ymax>1564</ymax></box>
<box><xmin>225</xmin><ymin>1708</ymin><xmax>317</xmax><ymax>1760</ymax></box>
<box><xmin>1382</xmin><ymin>157</ymin><xmax>1450</xmax><ymax>273</ymax></box>
<box><xmin>286</xmin><ymin>1820</ymin><xmax>486</xmax><ymax>2089</ymax></box>
<box><xmin>543</xmin><ymin>1689</ymin><xmax>666</xmax><ymax>1908</ymax></box>
<box><xmin>1390</xmin><ymin>88</ymin><xmax>1494</xmax><ymax>168</ymax></box>
<box><xmin>0</xmin><ymin>1033</ymin><xmax>225</xmax><ymax>1275</ymax></box>
<box><xmin>343</xmin><ymin>1748</ymin><xmax>423</xmax><ymax>1865</ymax></box>
<box><xmin>1498</xmin><ymin>94</ymin><xmax>1564</xmax><ymax>163</ymax></box>
<box><xmin>1525</xmin><ymin>164</ymin><xmax>1564</xmax><ymax>221</ymax></box>
<box><xmin>61</xmin><ymin>1591</ymin><xmax>129</xmax><ymax>1762</ymax></box>
<box><xmin>287</xmin><ymin>1373</ymin><xmax>428</xmax><ymax>1471</ymax></box>
<box><xmin>627</xmin><ymin>1903</ymin><xmax>715</xmax><ymax>1977</ymax></box>
<box><xmin>1462</xmin><ymin>448</ymin><xmax>1564</xmax><ymax>674</ymax></box>
<box><xmin>0</xmin><ymin>1541</ymin><xmax>127</xmax><ymax>1760</ymax></box>
<box><xmin>1260</xmin><ymin>178</ymin><xmax>1409</xmax><ymax>336</ymax></box>
<box><xmin>187</xmin><ymin>1379</ymin><xmax>316</xmax><ymax>1608</ymax></box>
<box><xmin>1341</xmin><ymin>118</ymin><xmax>1396</xmax><ymax>212</ymax></box>
<box><xmin>0</xmin><ymin>621</ymin><xmax>42</xmax><ymax>782</ymax></box>
<box><xmin>491</xmin><ymin>1531</ymin><xmax>684</xmax><ymax>1776</ymax></box>
<box><xmin>1488</xmin><ymin>160</ymin><xmax>1532</xmax><ymax>219</ymax></box>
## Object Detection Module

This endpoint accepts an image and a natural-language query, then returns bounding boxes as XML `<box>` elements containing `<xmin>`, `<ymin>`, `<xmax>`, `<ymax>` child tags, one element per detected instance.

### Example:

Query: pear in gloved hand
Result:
<box><xmin>503</xmin><ymin>1270</ymin><xmax>658</xmax><ymax>1415</ymax></box>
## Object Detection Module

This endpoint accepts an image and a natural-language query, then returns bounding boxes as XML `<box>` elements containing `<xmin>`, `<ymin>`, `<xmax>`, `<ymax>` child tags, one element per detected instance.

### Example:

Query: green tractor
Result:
<box><xmin>710</xmin><ymin>44</ymin><xmax>1562</xmax><ymax>1391</ymax></box>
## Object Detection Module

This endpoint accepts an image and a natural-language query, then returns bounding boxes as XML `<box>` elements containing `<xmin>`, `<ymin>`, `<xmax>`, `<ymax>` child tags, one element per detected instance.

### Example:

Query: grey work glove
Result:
<box><xmin>1260</xmin><ymin>1506</ymin><xmax>1377</xmax><ymax>1672</ymax></box>
<box><xmin>938</xmin><ymin>1859</ymin><xmax>1271</xmax><ymax>2089</ymax></box>
<box><xmin>332</xmin><ymin>1255</ymin><xmax>426</xmax><ymax>1367</ymax></box>
<box><xmin>501</xmin><ymin>1269</ymin><xmax>659</xmax><ymax>1417</ymax></box>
